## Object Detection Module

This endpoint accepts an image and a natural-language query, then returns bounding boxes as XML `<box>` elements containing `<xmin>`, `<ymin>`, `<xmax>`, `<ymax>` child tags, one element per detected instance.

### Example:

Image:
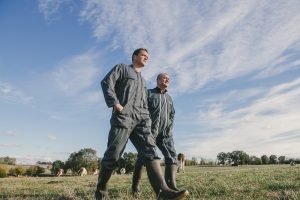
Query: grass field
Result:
<box><xmin>0</xmin><ymin>165</ymin><xmax>299</xmax><ymax>200</ymax></box>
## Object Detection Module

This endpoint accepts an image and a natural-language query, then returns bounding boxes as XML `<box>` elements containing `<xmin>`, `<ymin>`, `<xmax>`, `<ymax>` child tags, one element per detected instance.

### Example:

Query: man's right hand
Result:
<box><xmin>114</xmin><ymin>103</ymin><xmax>124</xmax><ymax>113</ymax></box>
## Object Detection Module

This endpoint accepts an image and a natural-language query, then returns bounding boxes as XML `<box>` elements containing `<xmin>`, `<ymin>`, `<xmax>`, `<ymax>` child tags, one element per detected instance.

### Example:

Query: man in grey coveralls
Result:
<box><xmin>94</xmin><ymin>48</ymin><xmax>189</xmax><ymax>200</ymax></box>
<box><xmin>132</xmin><ymin>73</ymin><xmax>181</xmax><ymax>196</ymax></box>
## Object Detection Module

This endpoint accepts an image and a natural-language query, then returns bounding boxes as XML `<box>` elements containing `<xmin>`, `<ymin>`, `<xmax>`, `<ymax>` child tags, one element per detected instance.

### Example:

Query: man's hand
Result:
<box><xmin>114</xmin><ymin>103</ymin><xmax>124</xmax><ymax>113</ymax></box>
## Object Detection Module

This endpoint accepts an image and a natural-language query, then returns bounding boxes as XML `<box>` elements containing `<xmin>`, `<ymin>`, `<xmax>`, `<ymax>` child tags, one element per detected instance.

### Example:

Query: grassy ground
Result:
<box><xmin>0</xmin><ymin>165</ymin><xmax>299</xmax><ymax>200</ymax></box>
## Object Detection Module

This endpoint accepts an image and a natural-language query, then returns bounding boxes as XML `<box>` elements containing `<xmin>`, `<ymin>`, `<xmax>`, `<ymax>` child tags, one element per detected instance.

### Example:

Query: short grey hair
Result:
<box><xmin>156</xmin><ymin>73</ymin><xmax>169</xmax><ymax>80</ymax></box>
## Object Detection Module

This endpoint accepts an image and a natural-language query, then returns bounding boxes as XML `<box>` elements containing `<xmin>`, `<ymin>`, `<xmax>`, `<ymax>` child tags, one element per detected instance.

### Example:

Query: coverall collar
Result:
<box><xmin>155</xmin><ymin>86</ymin><xmax>168</xmax><ymax>94</ymax></box>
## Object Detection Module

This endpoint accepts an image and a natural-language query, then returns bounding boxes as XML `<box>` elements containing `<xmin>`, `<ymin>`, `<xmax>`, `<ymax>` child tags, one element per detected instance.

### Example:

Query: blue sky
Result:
<box><xmin>1</xmin><ymin>0</ymin><xmax>300</xmax><ymax>164</ymax></box>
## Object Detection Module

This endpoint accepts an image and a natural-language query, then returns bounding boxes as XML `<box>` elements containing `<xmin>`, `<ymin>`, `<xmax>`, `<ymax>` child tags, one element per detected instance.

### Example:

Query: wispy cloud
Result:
<box><xmin>36</xmin><ymin>0</ymin><xmax>300</xmax><ymax>160</ymax></box>
<box><xmin>181</xmin><ymin>78</ymin><xmax>300</xmax><ymax>158</ymax></box>
<box><xmin>0</xmin><ymin>130</ymin><xmax>17</xmax><ymax>136</ymax></box>
<box><xmin>15</xmin><ymin>152</ymin><xmax>71</xmax><ymax>164</ymax></box>
<box><xmin>0</xmin><ymin>144</ymin><xmax>21</xmax><ymax>148</ymax></box>
<box><xmin>38</xmin><ymin>0</ymin><xmax>72</xmax><ymax>20</ymax></box>
<box><xmin>50</xmin><ymin>52</ymin><xmax>100</xmax><ymax>95</ymax></box>
<box><xmin>80</xmin><ymin>0</ymin><xmax>300</xmax><ymax>92</ymax></box>
<box><xmin>47</xmin><ymin>134</ymin><xmax>57</xmax><ymax>141</ymax></box>
<box><xmin>255</xmin><ymin>48</ymin><xmax>300</xmax><ymax>79</ymax></box>
<box><xmin>0</xmin><ymin>82</ymin><xmax>32</xmax><ymax>105</ymax></box>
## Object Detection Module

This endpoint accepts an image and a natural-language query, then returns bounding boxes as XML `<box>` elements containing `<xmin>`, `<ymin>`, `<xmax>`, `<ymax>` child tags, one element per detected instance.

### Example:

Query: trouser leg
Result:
<box><xmin>156</xmin><ymin>134</ymin><xmax>180</xmax><ymax>191</ymax></box>
<box><xmin>101</xmin><ymin>125</ymin><xmax>131</xmax><ymax>169</ymax></box>
<box><xmin>96</xmin><ymin>125</ymin><xmax>132</xmax><ymax>199</ymax></box>
<box><xmin>131</xmin><ymin>159</ymin><xmax>144</xmax><ymax>196</ymax></box>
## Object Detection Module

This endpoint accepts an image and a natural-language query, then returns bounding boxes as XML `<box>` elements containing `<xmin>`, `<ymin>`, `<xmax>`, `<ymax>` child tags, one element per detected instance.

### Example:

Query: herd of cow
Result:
<box><xmin>56</xmin><ymin>153</ymin><xmax>186</xmax><ymax>177</ymax></box>
<box><xmin>56</xmin><ymin>167</ymin><xmax>99</xmax><ymax>177</ymax></box>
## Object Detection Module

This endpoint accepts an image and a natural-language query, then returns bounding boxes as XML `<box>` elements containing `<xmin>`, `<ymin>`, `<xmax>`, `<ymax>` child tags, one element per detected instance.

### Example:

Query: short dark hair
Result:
<box><xmin>132</xmin><ymin>48</ymin><xmax>148</xmax><ymax>62</ymax></box>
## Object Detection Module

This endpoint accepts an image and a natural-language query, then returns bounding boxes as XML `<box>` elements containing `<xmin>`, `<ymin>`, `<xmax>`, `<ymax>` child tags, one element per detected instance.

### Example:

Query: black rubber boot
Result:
<box><xmin>132</xmin><ymin>162</ymin><xmax>143</xmax><ymax>197</ymax></box>
<box><xmin>165</xmin><ymin>164</ymin><xmax>180</xmax><ymax>191</ymax></box>
<box><xmin>145</xmin><ymin>160</ymin><xmax>189</xmax><ymax>200</ymax></box>
<box><xmin>95</xmin><ymin>168</ymin><xmax>114</xmax><ymax>200</ymax></box>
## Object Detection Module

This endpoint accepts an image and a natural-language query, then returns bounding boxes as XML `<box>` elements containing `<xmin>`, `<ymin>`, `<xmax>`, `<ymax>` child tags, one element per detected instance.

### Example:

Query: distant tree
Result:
<box><xmin>0</xmin><ymin>156</ymin><xmax>16</xmax><ymax>165</ymax></box>
<box><xmin>278</xmin><ymin>156</ymin><xmax>286</xmax><ymax>164</ymax></box>
<box><xmin>65</xmin><ymin>148</ymin><xmax>99</xmax><ymax>173</ymax></box>
<box><xmin>261</xmin><ymin>155</ymin><xmax>269</xmax><ymax>164</ymax></box>
<box><xmin>24</xmin><ymin>166</ymin><xmax>44</xmax><ymax>176</ymax></box>
<box><xmin>36</xmin><ymin>166</ymin><xmax>45</xmax><ymax>175</ymax></box>
<box><xmin>228</xmin><ymin>150</ymin><xmax>250</xmax><ymax>165</ymax></box>
<box><xmin>117</xmin><ymin>152</ymin><xmax>137</xmax><ymax>174</ymax></box>
<box><xmin>217</xmin><ymin>152</ymin><xmax>228</xmax><ymax>165</ymax></box>
<box><xmin>207</xmin><ymin>160</ymin><xmax>216</xmax><ymax>166</ymax></box>
<box><xmin>185</xmin><ymin>158</ymin><xmax>197</xmax><ymax>166</ymax></box>
<box><xmin>199</xmin><ymin>158</ymin><xmax>216</xmax><ymax>166</ymax></box>
<box><xmin>37</xmin><ymin>161</ymin><xmax>52</xmax><ymax>165</ymax></box>
<box><xmin>269</xmin><ymin>155</ymin><xmax>278</xmax><ymax>164</ymax></box>
<box><xmin>26</xmin><ymin>166</ymin><xmax>37</xmax><ymax>176</ymax></box>
<box><xmin>15</xmin><ymin>166</ymin><xmax>25</xmax><ymax>176</ymax></box>
<box><xmin>200</xmin><ymin>158</ymin><xmax>206</xmax><ymax>165</ymax></box>
<box><xmin>191</xmin><ymin>157</ymin><xmax>198</xmax><ymax>165</ymax></box>
<box><xmin>250</xmin><ymin>156</ymin><xmax>262</xmax><ymax>165</ymax></box>
<box><xmin>7</xmin><ymin>159</ymin><xmax>16</xmax><ymax>165</ymax></box>
<box><xmin>51</xmin><ymin>160</ymin><xmax>65</xmax><ymax>174</ymax></box>
<box><xmin>9</xmin><ymin>168</ymin><xmax>17</xmax><ymax>176</ymax></box>
<box><xmin>0</xmin><ymin>166</ymin><xmax>7</xmax><ymax>178</ymax></box>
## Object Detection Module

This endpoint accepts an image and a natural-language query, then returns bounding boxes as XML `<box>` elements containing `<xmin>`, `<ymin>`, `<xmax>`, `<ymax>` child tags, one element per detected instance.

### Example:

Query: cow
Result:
<box><xmin>290</xmin><ymin>161</ymin><xmax>296</xmax><ymax>166</ymax></box>
<box><xmin>77</xmin><ymin>167</ymin><xmax>87</xmax><ymax>176</ymax></box>
<box><xmin>177</xmin><ymin>153</ymin><xmax>186</xmax><ymax>173</ymax></box>
<box><xmin>56</xmin><ymin>169</ymin><xmax>64</xmax><ymax>177</ymax></box>
<box><xmin>119</xmin><ymin>168</ymin><xmax>126</xmax><ymax>175</ymax></box>
<box><xmin>93</xmin><ymin>169</ymin><xmax>99</xmax><ymax>175</ymax></box>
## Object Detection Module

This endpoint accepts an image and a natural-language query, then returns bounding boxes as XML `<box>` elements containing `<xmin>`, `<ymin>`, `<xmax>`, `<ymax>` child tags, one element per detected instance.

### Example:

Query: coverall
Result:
<box><xmin>148</xmin><ymin>87</ymin><xmax>177</xmax><ymax>165</ymax></box>
<box><xmin>100</xmin><ymin>63</ymin><xmax>159</xmax><ymax>170</ymax></box>
<box><xmin>131</xmin><ymin>86</ymin><xmax>180</xmax><ymax>195</ymax></box>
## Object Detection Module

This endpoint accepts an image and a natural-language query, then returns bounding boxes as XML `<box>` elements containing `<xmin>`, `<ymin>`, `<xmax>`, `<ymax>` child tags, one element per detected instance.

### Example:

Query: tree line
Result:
<box><xmin>0</xmin><ymin>156</ymin><xmax>16</xmax><ymax>165</ymax></box>
<box><xmin>0</xmin><ymin>165</ymin><xmax>46</xmax><ymax>178</ymax></box>
<box><xmin>51</xmin><ymin>148</ymin><xmax>137</xmax><ymax>176</ymax></box>
<box><xmin>1</xmin><ymin>149</ymin><xmax>299</xmax><ymax>178</ymax></box>
<box><xmin>216</xmin><ymin>150</ymin><xmax>300</xmax><ymax>166</ymax></box>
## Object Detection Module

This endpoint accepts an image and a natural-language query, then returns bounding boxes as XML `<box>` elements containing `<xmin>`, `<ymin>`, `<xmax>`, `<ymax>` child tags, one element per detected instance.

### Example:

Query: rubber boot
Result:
<box><xmin>145</xmin><ymin>160</ymin><xmax>189</xmax><ymax>200</ymax></box>
<box><xmin>165</xmin><ymin>164</ymin><xmax>180</xmax><ymax>191</ymax></box>
<box><xmin>95</xmin><ymin>168</ymin><xmax>114</xmax><ymax>200</ymax></box>
<box><xmin>132</xmin><ymin>162</ymin><xmax>143</xmax><ymax>197</ymax></box>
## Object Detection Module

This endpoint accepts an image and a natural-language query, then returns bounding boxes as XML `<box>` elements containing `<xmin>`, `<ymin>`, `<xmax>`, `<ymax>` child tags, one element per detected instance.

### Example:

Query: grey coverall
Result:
<box><xmin>101</xmin><ymin>63</ymin><xmax>159</xmax><ymax>170</ymax></box>
<box><xmin>148</xmin><ymin>87</ymin><xmax>177</xmax><ymax>165</ymax></box>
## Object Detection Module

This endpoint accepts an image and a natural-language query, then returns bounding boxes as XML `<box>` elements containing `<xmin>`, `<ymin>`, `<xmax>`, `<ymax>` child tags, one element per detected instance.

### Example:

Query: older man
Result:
<box><xmin>132</xmin><ymin>73</ymin><xmax>181</xmax><ymax>196</ymax></box>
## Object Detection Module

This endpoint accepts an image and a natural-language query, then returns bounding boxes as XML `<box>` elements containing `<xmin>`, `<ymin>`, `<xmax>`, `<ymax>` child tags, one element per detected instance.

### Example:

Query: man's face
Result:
<box><xmin>157</xmin><ymin>74</ymin><xmax>170</xmax><ymax>89</ymax></box>
<box><xmin>133</xmin><ymin>50</ymin><xmax>149</xmax><ymax>67</ymax></box>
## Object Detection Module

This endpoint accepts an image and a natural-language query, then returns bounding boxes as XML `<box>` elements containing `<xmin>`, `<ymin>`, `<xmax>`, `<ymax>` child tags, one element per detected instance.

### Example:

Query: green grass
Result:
<box><xmin>0</xmin><ymin>165</ymin><xmax>299</xmax><ymax>199</ymax></box>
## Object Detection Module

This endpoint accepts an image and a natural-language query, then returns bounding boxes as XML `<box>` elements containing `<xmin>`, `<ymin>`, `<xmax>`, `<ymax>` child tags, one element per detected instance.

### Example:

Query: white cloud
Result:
<box><xmin>85</xmin><ymin>91</ymin><xmax>102</xmax><ymax>104</ymax></box>
<box><xmin>15</xmin><ymin>155</ymin><xmax>52</xmax><ymax>165</ymax></box>
<box><xmin>35</xmin><ymin>0</ymin><xmax>300</xmax><ymax>161</ymax></box>
<box><xmin>38</xmin><ymin>0</ymin><xmax>72</xmax><ymax>20</ymax></box>
<box><xmin>256</xmin><ymin>54</ymin><xmax>300</xmax><ymax>79</ymax></box>
<box><xmin>0</xmin><ymin>130</ymin><xmax>16</xmax><ymax>136</ymax></box>
<box><xmin>182</xmin><ymin>78</ymin><xmax>300</xmax><ymax>158</ymax></box>
<box><xmin>51</xmin><ymin>52</ymin><xmax>100</xmax><ymax>95</ymax></box>
<box><xmin>80</xmin><ymin>0</ymin><xmax>300</xmax><ymax>92</ymax></box>
<box><xmin>48</xmin><ymin>134</ymin><xmax>57</xmax><ymax>141</ymax></box>
<box><xmin>0</xmin><ymin>144</ymin><xmax>21</xmax><ymax>148</ymax></box>
<box><xmin>0</xmin><ymin>82</ymin><xmax>33</xmax><ymax>105</ymax></box>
